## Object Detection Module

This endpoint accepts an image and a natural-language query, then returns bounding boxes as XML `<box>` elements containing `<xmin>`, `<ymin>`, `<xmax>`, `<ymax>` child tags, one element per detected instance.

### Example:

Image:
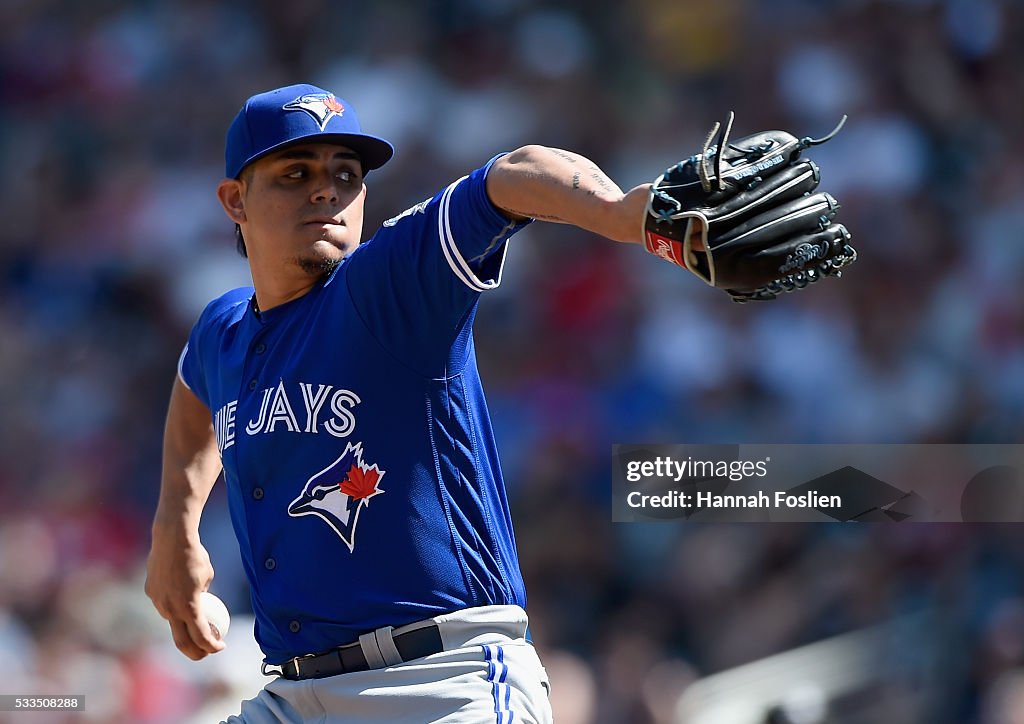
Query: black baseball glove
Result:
<box><xmin>643</xmin><ymin>113</ymin><xmax>856</xmax><ymax>302</ymax></box>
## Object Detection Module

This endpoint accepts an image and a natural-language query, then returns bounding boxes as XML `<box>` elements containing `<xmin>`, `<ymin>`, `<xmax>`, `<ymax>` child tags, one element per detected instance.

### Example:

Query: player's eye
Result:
<box><xmin>337</xmin><ymin>170</ymin><xmax>355</xmax><ymax>183</ymax></box>
<box><xmin>284</xmin><ymin>169</ymin><xmax>306</xmax><ymax>179</ymax></box>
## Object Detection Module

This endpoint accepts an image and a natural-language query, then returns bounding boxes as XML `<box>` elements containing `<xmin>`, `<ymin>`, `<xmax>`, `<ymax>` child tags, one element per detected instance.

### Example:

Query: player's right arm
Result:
<box><xmin>144</xmin><ymin>376</ymin><xmax>226</xmax><ymax>660</ymax></box>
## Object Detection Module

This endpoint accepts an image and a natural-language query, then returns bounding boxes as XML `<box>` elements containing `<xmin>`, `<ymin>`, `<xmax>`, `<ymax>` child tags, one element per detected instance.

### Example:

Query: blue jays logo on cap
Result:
<box><xmin>225</xmin><ymin>83</ymin><xmax>395</xmax><ymax>178</ymax></box>
<box><xmin>287</xmin><ymin>442</ymin><xmax>385</xmax><ymax>552</ymax></box>
<box><xmin>282</xmin><ymin>92</ymin><xmax>346</xmax><ymax>132</ymax></box>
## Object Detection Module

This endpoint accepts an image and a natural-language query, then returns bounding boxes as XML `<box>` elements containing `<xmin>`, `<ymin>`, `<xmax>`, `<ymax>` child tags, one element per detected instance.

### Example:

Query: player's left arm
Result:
<box><xmin>486</xmin><ymin>145</ymin><xmax>650</xmax><ymax>245</ymax></box>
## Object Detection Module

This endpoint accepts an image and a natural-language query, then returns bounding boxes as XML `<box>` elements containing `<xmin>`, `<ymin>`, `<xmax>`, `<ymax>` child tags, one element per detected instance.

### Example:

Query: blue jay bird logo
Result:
<box><xmin>282</xmin><ymin>93</ymin><xmax>345</xmax><ymax>131</ymax></box>
<box><xmin>288</xmin><ymin>442</ymin><xmax>385</xmax><ymax>552</ymax></box>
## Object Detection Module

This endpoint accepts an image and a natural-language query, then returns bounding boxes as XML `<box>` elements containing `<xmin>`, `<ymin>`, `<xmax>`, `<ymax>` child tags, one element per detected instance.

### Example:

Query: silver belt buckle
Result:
<box><xmin>280</xmin><ymin>653</ymin><xmax>312</xmax><ymax>678</ymax></box>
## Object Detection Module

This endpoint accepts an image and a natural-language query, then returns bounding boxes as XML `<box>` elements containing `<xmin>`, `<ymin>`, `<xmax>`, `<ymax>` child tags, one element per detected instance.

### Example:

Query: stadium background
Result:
<box><xmin>2</xmin><ymin>0</ymin><xmax>1023</xmax><ymax>721</ymax></box>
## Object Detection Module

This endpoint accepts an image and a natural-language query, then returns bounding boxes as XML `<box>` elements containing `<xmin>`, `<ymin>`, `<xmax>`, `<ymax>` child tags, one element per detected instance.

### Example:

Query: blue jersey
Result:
<box><xmin>178</xmin><ymin>156</ymin><xmax>531</xmax><ymax>664</ymax></box>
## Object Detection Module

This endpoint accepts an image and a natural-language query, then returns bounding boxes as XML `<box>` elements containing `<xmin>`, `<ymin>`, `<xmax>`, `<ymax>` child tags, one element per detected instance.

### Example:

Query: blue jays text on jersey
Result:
<box><xmin>210</xmin><ymin>380</ymin><xmax>361</xmax><ymax>453</ymax></box>
<box><xmin>178</xmin><ymin>156</ymin><xmax>531</xmax><ymax>665</ymax></box>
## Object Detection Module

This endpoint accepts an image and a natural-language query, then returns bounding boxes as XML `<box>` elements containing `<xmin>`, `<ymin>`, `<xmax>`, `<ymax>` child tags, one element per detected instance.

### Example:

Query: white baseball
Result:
<box><xmin>200</xmin><ymin>591</ymin><xmax>231</xmax><ymax>640</ymax></box>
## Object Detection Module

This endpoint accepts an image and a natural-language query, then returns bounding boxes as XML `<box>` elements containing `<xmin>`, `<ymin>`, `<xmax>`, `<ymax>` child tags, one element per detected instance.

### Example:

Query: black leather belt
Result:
<box><xmin>278</xmin><ymin>624</ymin><xmax>444</xmax><ymax>680</ymax></box>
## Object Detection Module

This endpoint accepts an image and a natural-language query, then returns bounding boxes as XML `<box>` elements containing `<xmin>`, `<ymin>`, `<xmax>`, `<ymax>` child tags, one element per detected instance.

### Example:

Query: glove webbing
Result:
<box><xmin>731</xmin><ymin>241</ymin><xmax>858</xmax><ymax>303</ymax></box>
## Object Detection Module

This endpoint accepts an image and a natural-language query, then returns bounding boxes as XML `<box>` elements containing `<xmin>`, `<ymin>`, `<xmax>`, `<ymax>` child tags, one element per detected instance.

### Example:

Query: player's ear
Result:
<box><xmin>217</xmin><ymin>179</ymin><xmax>247</xmax><ymax>224</ymax></box>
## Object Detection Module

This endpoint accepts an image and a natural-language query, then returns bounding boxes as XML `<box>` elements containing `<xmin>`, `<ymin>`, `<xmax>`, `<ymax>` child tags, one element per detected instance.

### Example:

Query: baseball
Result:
<box><xmin>200</xmin><ymin>591</ymin><xmax>230</xmax><ymax>640</ymax></box>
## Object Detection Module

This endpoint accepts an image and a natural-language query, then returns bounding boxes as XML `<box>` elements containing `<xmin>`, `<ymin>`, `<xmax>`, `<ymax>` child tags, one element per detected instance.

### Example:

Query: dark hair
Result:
<box><xmin>235</xmin><ymin>223</ymin><xmax>247</xmax><ymax>257</ymax></box>
<box><xmin>234</xmin><ymin>165</ymin><xmax>255</xmax><ymax>257</ymax></box>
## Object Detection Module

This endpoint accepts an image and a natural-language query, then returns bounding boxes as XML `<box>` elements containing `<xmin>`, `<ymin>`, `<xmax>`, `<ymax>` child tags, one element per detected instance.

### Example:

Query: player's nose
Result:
<box><xmin>309</xmin><ymin>170</ymin><xmax>341</xmax><ymax>204</ymax></box>
<box><xmin>311</xmin><ymin>181</ymin><xmax>339</xmax><ymax>205</ymax></box>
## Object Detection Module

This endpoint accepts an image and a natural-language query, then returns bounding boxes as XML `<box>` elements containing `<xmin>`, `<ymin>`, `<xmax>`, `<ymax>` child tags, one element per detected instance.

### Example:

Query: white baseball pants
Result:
<box><xmin>222</xmin><ymin>605</ymin><xmax>552</xmax><ymax>724</ymax></box>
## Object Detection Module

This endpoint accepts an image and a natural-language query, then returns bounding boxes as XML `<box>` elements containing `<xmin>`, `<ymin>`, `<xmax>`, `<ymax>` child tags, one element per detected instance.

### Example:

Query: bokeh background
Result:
<box><xmin>2</xmin><ymin>0</ymin><xmax>1024</xmax><ymax>722</ymax></box>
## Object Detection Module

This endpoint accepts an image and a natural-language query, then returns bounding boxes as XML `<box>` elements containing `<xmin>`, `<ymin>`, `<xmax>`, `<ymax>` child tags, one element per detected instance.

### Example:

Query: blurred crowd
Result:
<box><xmin>2</xmin><ymin>0</ymin><xmax>1024</xmax><ymax>721</ymax></box>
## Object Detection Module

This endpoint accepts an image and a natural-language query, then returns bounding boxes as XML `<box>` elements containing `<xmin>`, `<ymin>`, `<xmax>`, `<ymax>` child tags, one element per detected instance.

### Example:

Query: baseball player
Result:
<box><xmin>144</xmin><ymin>83</ymin><xmax>648</xmax><ymax>724</ymax></box>
<box><xmin>144</xmin><ymin>83</ymin><xmax>852</xmax><ymax>723</ymax></box>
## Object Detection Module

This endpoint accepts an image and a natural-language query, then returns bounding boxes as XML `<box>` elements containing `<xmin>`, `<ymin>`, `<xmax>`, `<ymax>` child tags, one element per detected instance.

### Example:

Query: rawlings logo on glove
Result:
<box><xmin>643</xmin><ymin>112</ymin><xmax>856</xmax><ymax>302</ymax></box>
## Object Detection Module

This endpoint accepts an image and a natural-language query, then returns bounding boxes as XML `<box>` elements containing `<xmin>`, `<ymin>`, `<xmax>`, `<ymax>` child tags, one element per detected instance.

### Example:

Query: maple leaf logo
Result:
<box><xmin>323</xmin><ymin>96</ymin><xmax>344</xmax><ymax>115</ymax></box>
<box><xmin>341</xmin><ymin>464</ymin><xmax>383</xmax><ymax>502</ymax></box>
<box><xmin>287</xmin><ymin>441</ymin><xmax>386</xmax><ymax>552</ymax></box>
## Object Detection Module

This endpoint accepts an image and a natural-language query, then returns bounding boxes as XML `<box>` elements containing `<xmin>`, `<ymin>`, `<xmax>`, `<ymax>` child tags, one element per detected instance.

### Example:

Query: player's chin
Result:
<box><xmin>309</xmin><ymin>235</ymin><xmax>349</xmax><ymax>252</ymax></box>
<box><xmin>294</xmin><ymin>240</ymin><xmax>349</xmax><ymax>276</ymax></box>
<box><xmin>309</xmin><ymin>233</ymin><xmax>358</xmax><ymax>258</ymax></box>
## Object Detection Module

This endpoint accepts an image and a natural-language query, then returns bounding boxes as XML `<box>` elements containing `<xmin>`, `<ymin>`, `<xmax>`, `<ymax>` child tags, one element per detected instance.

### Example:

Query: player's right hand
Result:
<box><xmin>144</xmin><ymin>529</ymin><xmax>226</xmax><ymax>660</ymax></box>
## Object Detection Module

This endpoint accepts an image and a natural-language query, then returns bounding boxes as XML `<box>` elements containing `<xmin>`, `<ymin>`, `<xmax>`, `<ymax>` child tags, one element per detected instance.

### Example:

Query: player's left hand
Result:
<box><xmin>642</xmin><ymin>112</ymin><xmax>856</xmax><ymax>302</ymax></box>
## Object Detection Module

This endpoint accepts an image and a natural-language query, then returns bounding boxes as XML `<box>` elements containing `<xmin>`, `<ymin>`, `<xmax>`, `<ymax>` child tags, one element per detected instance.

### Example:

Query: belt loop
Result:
<box><xmin>358</xmin><ymin>631</ymin><xmax>387</xmax><ymax>669</ymax></box>
<box><xmin>373</xmin><ymin>626</ymin><xmax>403</xmax><ymax>666</ymax></box>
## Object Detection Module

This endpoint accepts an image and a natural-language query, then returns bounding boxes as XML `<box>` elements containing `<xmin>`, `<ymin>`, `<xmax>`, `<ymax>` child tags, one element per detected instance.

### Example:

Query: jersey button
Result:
<box><xmin>264</xmin><ymin>558</ymin><xmax>276</xmax><ymax>570</ymax></box>
<box><xmin>248</xmin><ymin>379</ymin><xmax>258</xmax><ymax>391</ymax></box>
<box><xmin>253</xmin><ymin>487</ymin><xmax>264</xmax><ymax>500</ymax></box>
<box><xmin>255</xmin><ymin>343</ymin><xmax>266</xmax><ymax>354</ymax></box>
<box><xmin>289</xmin><ymin>620</ymin><xmax>301</xmax><ymax>633</ymax></box>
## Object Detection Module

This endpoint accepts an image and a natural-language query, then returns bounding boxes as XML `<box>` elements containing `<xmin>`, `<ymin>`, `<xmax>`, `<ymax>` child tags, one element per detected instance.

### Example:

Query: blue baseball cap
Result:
<box><xmin>225</xmin><ymin>83</ymin><xmax>394</xmax><ymax>178</ymax></box>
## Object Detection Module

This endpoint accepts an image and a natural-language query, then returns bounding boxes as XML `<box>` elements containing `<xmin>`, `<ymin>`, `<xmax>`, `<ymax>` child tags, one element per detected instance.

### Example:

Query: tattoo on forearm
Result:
<box><xmin>550</xmin><ymin>149</ymin><xmax>579</xmax><ymax>164</ymax></box>
<box><xmin>585</xmin><ymin>171</ymin><xmax>618</xmax><ymax>197</ymax></box>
